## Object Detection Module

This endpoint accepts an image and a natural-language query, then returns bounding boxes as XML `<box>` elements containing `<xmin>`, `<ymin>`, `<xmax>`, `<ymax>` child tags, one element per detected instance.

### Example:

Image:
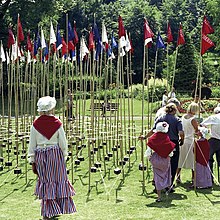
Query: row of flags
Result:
<box><xmin>0</xmin><ymin>14</ymin><xmax>215</xmax><ymax>64</ymax></box>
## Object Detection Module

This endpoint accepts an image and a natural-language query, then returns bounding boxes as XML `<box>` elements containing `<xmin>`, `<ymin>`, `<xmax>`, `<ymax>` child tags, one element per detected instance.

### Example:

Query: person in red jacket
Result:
<box><xmin>144</xmin><ymin>122</ymin><xmax>175</xmax><ymax>202</ymax></box>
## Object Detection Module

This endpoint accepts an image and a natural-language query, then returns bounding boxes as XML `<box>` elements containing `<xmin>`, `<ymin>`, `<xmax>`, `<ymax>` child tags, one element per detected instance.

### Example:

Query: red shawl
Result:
<box><xmin>33</xmin><ymin>115</ymin><xmax>62</xmax><ymax>140</ymax></box>
<box><xmin>147</xmin><ymin>132</ymin><xmax>176</xmax><ymax>158</ymax></box>
<box><xmin>195</xmin><ymin>139</ymin><xmax>210</xmax><ymax>166</ymax></box>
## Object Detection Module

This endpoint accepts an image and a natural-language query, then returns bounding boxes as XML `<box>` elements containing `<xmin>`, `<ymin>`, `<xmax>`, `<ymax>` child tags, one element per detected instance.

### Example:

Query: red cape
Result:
<box><xmin>195</xmin><ymin>139</ymin><xmax>210</xmax><ymax>166</ymax></box>
<box><xmin>33</xmin><ymin>115</ymin><xmax>62</xmax><ymax>140</ymax></box>
<box><xmin>147</xmin><ymin>132</ymin><xmax>176</xmax><ymax>158</ymax></box>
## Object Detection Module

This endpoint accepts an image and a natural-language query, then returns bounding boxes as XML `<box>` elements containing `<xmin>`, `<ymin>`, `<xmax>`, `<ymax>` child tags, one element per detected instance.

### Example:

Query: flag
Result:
<box><xmin>201</xmin><ymin>34</ymin><xmax>215</xmax><ymax>55</ymax></box>
<box><xmin>125</xmin><ymin>32</ymin><xmax>131</xmax><ymax>52</ymax></box>
<box><xmin>11</xmin><ymin>39</ymin><xmax>21</xmax><ymax>61</ymax></box>
<box><xmin>156</xmin><ymin>32</ymin><xmax>165</xmax><ymax>49</ymax></box>
<box><xmin>42</xmin><ymin>43</ymin><xmax>49</xmax><ymax>62</ymax></box>
<box><xmin>129</xmin><ymin>36</ymin><xmax>134</xmax><ymax>54</ymax></box>
<box><xmin>89</xmin><ymin>30</ymin><xmax>95</xmax><ymax>51</ymax></box>
<box><xmin>111</xmin><ymin>32</ymin><xmax>118</xmax><ymax>48</ymax></box>
<box><xmin>144</xmin><ymin>18</ymin><xmax>154</xmax><ymax>46</ymax></box>
<box><xmin>17</xmin><ymin>15</ymin><xmax>24</xmax><ymax>43</ymax></box>
<box><xmin>93</xmin><ymin>22</ymin><xmax>100</xmax><ymax>42</ymax></box>
<box><xmin>202</xmin><ymin>16</ymin><xmax>214</xmax><ymax>35</ymax></box>
<box><xmin>177</xmin><ymin>24</ymin><xmax>185</xmax><ymax>46</ymax></box>
<box><xmin>118</xmin><ymin>15</ymin><xmax>126</xmax><ymax>39</ymax></box>
<box><xmin>0</xmin><ymin>44</ymin><xmax>6</xmax><ymax>62</ymax></box>
<box><xmin>26</xmin><ymin>31</ymin><xmax>32</xmax><ymax>52</ymax></box>
<box><xmin>50</xmin><ymin>21</ymin><xmax>56</xmax><ymax>44</ymax></box>
<box><xmin>167</xmin><ymin>22</ymin><xmax>173</xmax><ymax>43</ymax></box>
<box><xmin>62</xmin><ymin>37</ymin><xmax>67</xmax><ymax>56</ymax></box>
<box><xmin>27</xmin><ymin>50</ymin><xmax>31</xmax><ymax>64</ymax></box>
<box><xmin>73</xmin><ymin>21</ymin><xmax>79</xmax><ymax>45</ymax></box>
<box><xmin>68</xmin><ymin>41</ymin><xmax>75</xmax><ymax>51</ymax></box>
<box><xmin>118</xmin><ymin>15</ymin><xmax>126</xmax><ymax>48</ymax></box>
<box><xmin>107</xmin><ymin>46</ymin><xmax>115</xmax><ymax>60</ymax></box>
<box><xmin>68</xmin><ymin>21</ymin><xmax>74</xmax><ymax>41</ymax></box>
<box><xmin>56</xmin><ymin>26</ymin><xmax>62</xmax><ymax>50</ymax></box>
<box><xmin>34</xmin><ymin>31</ymin><xmax>41</xmax><ymax>57</ymax></box>
<box><xmin>102</xmin><ymin>22</ymin><xmax>108</xmax><ymax>44</ymax></box>
<box><xmin>7</xmin><ymin>28</ymin><xmax>15</xmax><ymax>48</ymax></box>
<box><xmin>41</xmin><ymin>29</ymin><xmax>46</xmax><ymax>49</ymax></box>
<box><xmin>80</xmin><ymin>37</ymin><xmax>89</xmax><ymax>61</ymax></box>
<box><xmin>95</xmin><ymin>40</ymin><xmax>102</xmax><ymax>60</ymax></box>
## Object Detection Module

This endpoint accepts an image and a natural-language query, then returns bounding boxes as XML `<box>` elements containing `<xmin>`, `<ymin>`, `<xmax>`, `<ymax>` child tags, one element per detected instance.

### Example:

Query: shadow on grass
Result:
<box><xmin>0</xmin><ymin>182</ymin><xmax>27</xmax><ymax>202</ymax></box>
<box><xmin>146</xmin><ymin>192</ymin><xmax>188</xmax><ymax>208</ymax></box>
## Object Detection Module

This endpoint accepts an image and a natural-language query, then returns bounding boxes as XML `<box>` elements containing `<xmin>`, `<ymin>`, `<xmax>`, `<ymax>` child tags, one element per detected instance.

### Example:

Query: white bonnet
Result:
<box><xmin>198</xmin><ymin>126</ymin><xmax>209</xmax><ymax>138</ymax></box>
<box><xmin>214</xmin><ymin>107</ymin><xmax>220</xmax><ymax>114</ymax></box>
<box><xmin>37</xmin><ymin>96</ymin><xmax>56</xmax><ymax>112</ymax></box>
<box><xmin>153</xmin><ymin>121</ymin><xmax>169</xmax><ymax>133</ymax></box>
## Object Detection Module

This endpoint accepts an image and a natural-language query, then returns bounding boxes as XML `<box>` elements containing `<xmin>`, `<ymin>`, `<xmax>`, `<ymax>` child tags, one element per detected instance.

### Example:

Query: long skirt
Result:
<box><xmin>150</xmin><ymin>153</ymin><xmax>171</xmax><ymax>190</ymax></box>
<box><xmin>196</xmin><ymin>162</ymin><xmax>212</xmax><ymax>188</ymax></box>
<box><xmin>34</xmin><ymin>145</ymin><xmax>76</xmax><ymax>218</ymax></box>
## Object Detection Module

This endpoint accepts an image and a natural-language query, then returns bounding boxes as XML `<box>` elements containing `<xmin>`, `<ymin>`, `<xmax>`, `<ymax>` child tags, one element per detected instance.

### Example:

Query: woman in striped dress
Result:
<box><xmin>28</xmin><ymin>96</ymin><xmax>76</xmax><ymax>220</ymax></box>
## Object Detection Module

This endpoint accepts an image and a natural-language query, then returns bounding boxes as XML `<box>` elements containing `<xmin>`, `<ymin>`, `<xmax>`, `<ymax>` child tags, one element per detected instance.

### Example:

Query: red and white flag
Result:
<box><xmin>201</xmin><ymin>34</ymin><xmax>215</xmax><ymax>55</ymax></box>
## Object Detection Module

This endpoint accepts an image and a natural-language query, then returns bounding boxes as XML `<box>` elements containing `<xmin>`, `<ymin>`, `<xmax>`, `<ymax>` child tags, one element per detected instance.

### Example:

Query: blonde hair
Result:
<box><xmin>187</xmin><ymin>102</ymin><xmax>199</xmax><ymax>114</ymax></box>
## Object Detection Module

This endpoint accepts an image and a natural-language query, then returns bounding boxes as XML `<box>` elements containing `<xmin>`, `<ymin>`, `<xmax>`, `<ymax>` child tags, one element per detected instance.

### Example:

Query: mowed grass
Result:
<box><xmin>0</xmin><ymin>145</ymin><xmax>220</xmax><ymax>220</ymax></box>
<box><xmin>0</xmin><ymin>99</ymin><xmax>219</xmax><ymax>220</ymax></box>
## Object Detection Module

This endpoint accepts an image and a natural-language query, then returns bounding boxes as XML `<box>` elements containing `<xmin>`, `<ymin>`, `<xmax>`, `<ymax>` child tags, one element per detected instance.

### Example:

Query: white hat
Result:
<box><xmin>214</xmin><ymin>107</ymin><xmax>220</xmax><ymax>114</ymax></box>
<box><xmin>154</xmin><ymin>121</ymin><xmax>169</xmax><ymax>133</ymax></box>
<box><xmin>167</xmin><ymin>98</ymin><xmax>180</xmax><ymax>106</ymax></box>
<box><xmin>37</xmin><ymin>96</ymin><xmax>56</xmax><ymax>112</ymax></box>
<box><xmin>198</xmin><ymin>126</ymin><xmax>209</xmax><ymax>138</ymax></box>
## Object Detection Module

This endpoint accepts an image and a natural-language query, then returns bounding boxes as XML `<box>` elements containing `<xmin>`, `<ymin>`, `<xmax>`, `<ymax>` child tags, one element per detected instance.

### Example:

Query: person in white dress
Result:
<box><xmin>176</xmin><ymin>102</ymin><xmax>200</xmax><ymax>184</ymax></box>
<box><xmin>162</xmin><ymin>90</ymin><xmax>168</xmax><ymax>107</ymax></box>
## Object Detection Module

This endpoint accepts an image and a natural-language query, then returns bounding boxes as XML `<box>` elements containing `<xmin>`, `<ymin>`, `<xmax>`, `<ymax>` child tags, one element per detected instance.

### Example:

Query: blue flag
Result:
<box><xmin>156</xmin><ymin>32</ymin><xmax>165</xmax><ymax>49</ymax></box>
<box><xmin>111</xmin><ymin>32</ymin><xmax>118</xmax><ymax>48</ymax></box>
<box><xmin>95</xmin><ymin>39</ymin><xmax>102</xmax><ymax>61</ymax></box>
<box><xmin>34</xmin><ymin>31</ymin><xmax>41</xmax><ymax>56</ymax></box>
<box><xmin>68</xmin><ymin>22</ymin><xmax>74</xmax><ymax>41</ymax></box>
<box><xmin>56</xmin><ymin>26</ymin><xmax>62</xmax><ymax>50</ymax></box>
<box><xmin>93</xmin><ymin>22</ymin><xmax>100</xmax><ymax>42</ymax></box>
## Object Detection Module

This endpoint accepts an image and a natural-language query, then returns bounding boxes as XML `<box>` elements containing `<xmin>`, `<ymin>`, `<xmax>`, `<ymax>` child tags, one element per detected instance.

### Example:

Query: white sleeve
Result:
<box><xmin>201</xmin><ymin>116</ymin><xmax>214</xmax><ymax>126</ymax></box>
<box><xmin>28</xmin><ymin>126</ymin><xmax>37</xmax><ymax>163</ymax></box>
<box><xmin>58</xmin><ymin>126</ymin><xmax>68</xmax><ymax>159</ymax></box>
<box><xmin>144</xmin><ymin>147</ymin><xmax>153</xmax><ymax>159</ymax></box>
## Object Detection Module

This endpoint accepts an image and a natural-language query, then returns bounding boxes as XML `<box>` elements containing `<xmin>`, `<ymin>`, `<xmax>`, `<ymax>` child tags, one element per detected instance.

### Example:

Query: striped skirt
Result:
<box><xmin>34</xmin><ymin>145</ymin><xmax>76</xmax><ymax>218</ymax></box>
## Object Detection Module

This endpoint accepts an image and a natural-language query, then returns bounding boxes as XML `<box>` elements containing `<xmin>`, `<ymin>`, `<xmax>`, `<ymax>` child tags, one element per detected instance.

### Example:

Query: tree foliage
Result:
<box><xmin>0</xmin><ymin>0</ymin><xmax>219</xmax><ymax>92</ymax></box>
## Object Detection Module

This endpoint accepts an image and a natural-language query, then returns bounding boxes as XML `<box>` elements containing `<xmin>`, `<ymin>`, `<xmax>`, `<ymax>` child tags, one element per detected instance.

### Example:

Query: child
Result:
<box><xmin>145</xmin><ymin>121</ymin><xmax>176</xmax><ymax>202</ymax></box>
<box><xmin>195</xmin><ymin>127</ymin><xmax>212</xmax><ymax>188</ymax></box>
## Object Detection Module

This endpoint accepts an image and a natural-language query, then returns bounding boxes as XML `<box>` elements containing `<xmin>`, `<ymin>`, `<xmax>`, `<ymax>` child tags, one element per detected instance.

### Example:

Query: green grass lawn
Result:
<box><xmin>0</xmin><ymin>99</ymin><xmax>219</xmax><ymax>220</ymax></box>
<box><xmin>1</xmin><ymin>145</ymin><xmax>220</xmax><ymax>220</ymax></box>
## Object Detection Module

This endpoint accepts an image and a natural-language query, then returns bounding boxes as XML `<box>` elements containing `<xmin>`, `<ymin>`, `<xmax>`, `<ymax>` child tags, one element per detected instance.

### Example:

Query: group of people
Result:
<box><xmin>140</xmin><ymin>97</ymin><xmax>219</xmax><ymax>202</ymax></box>
<box><xmin>27</xmin><ymin>92</ymin><xmax>220</xmax><ymax>218</ymax></box>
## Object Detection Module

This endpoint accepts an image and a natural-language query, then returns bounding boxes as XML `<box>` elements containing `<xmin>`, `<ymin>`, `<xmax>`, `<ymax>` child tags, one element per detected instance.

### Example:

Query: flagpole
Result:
<box><xmin>0</xmin><ymin>41</ymin><xmax>5</xmax><ymax>126</ymax></box>
<box><xmin>141</xmin><ymin>40</ymin><xmax>146</xmax><ymax>194</ymax></box>
<box><xmin>171</xmin><ymin>46</ymin><xmax>179</xmax><ymax>90</ymax></box>
<box><xmin>166</xmin><ymin>21</ymin><xmax>169</xmax><ymax>90</ymax></box>
<box><xmin>14</xmin><ymin>13</ymin><xmax>20</xmax><ymax>174</ymax></box>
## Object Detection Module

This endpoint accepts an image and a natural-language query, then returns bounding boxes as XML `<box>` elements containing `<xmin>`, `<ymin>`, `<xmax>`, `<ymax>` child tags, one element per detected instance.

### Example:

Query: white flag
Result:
<box><xmin>0</xmin><ymin>44</ymin><xmax>6</xmax><ymax>62</ymax></box>
<box><xmin>41</xmin><ymin>28</ymin><xmax>46</xmax><ymax>49</ymax></box>
<box><xmin>27</xmin><ymin>50</ymin><xmax>31</xmax><ymax>64</ymax></box>
<box><xmin>50</xmin><ymin>21</ymin><xmax>56</xmax><ymax>44</ymax></box>
<box><xmin>102</xmin><ymin>22</ymin><xmax>108</xmax><ymax>44</ymax></box>
<box><xmin>80</xmin><ymin>38</ymin><xmax>89</xmax><ymax>61</ymax></box>
<box><xmin>125</xmin><ymin>32</ymin><xmax>131</xmax><ymax>52</ymax></box>
<box><xmin>11</xmin><ymin>39</ymin><xmax>21</xmax><ymax>61</ymax></box>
